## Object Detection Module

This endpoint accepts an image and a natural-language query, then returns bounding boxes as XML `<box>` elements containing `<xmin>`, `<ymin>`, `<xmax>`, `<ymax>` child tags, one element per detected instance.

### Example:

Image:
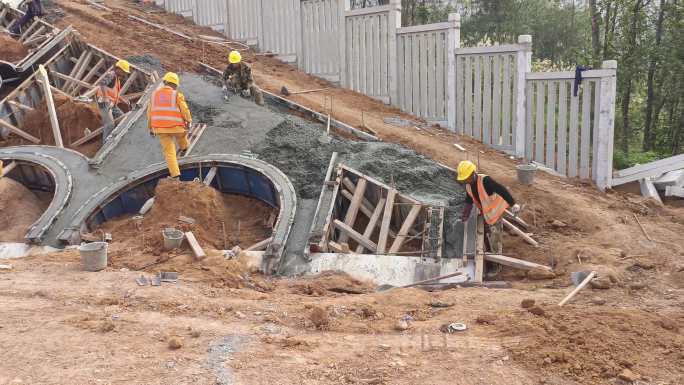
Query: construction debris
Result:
<box><xmin>184</xmin><ymin>231</ymin><xmax>206</xmax><ymax>260</ymax></box>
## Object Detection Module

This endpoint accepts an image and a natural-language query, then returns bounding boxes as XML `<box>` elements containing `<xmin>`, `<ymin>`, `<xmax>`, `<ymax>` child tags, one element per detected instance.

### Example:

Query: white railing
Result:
<box><xmin>156</xmin><ymin>0</ymin><xmax>617</xmax><ymax>191</ymax></box>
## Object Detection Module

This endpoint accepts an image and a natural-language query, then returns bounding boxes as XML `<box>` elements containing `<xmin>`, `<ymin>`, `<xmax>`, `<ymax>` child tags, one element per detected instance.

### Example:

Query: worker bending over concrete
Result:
<box><xmin>457</xmin><ymin>160</ymin><xmax>520</xmax><ymax>254</ymax></box>
<box><xmin>148</xmin><ymin>72</ymin><xmax>192</xmax><ymax>180</ymax></box>
<box><xmin>9</xmin><ymin>0</ymin><xmax>42</xmax><ymax>35</ymax></box>
<box><xmin>97</xmin><ymin>60</ymin><xmax>131</xmax><ymax>142</ymax></box>
<box><xmin>222</xmin><ymin>50</ymin><xmax>264</xmax><ymax>106</ymax></box>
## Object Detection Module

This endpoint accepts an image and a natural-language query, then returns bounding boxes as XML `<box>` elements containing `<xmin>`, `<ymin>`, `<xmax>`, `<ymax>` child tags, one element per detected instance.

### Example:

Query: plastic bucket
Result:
<box><xmin>516</xmin><ymin>164</ymin><xmax>537</xmax><ymax>185</ymax></box>
<box><xmin>79</xmin><ymin>242</ymin><xmax>108</xmax><ymax>272</ymax></box>
<box><xmin>162</xmin><ymin>228</ymin><xmax>184</xmax><ymax>250</ymax></box>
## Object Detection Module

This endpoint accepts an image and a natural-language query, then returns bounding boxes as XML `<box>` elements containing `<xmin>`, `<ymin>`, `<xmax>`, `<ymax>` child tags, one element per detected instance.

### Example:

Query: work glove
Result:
<box><xmin>149</xmin><ymin>131</ymin><xmax>155</xmax><ymax>137</ymax></box>
<box><xmin>241</xmin><ymin>89</ymin><xmax>251</xmax><ymax>98</ymax></box>
<box><xmin>510</xmin><ymin>204</ymin><xmax>521</xmax><ymax>214</ymax></box>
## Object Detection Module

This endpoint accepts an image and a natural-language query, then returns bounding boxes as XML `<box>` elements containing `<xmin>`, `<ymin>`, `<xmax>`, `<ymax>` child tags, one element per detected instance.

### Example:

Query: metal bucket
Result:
<box><xmin>79</xmin><ymin>242</ymin><xmax>108</xmax><ymax>272</ymax></box>
<box><xmin>516</xmin><ymin>164</ymin><xmax>537</xmax><ymax>185</ymax></box>
<box><xmin>162</xmin><ymin>228</ymin><xmax>184</xmax><ymax>250</ymax></box>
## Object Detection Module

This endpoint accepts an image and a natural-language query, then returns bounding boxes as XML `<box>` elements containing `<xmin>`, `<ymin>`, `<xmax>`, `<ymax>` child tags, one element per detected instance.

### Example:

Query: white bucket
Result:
<box><xmin>162</xmin><ymin>228</ymin><xmax>184</xmax><ymax>250</ymax></box>
<box><xmin>79</xmin><ymin>242</ymin><xmax>108</xmax><ymax>272</ymax></box>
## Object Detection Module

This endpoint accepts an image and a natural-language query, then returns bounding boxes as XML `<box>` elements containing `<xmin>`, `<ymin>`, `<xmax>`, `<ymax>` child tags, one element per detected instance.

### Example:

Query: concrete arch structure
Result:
<box><xmin>0</xmin><ymin>150</ymin><xmax>73</xmax><ymax>243</ymax></box>
<box><xmin>58</xmin><ymin>154</ymin><xmax>297</xmax><ymax>274</ymax></box>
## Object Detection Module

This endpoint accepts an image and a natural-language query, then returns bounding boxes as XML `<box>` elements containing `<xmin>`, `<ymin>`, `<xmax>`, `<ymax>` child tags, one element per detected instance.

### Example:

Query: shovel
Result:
<box><xmin>280</xmin><ymin>86</ymin><xmax>330</xmax><ymax>96</ymax></box>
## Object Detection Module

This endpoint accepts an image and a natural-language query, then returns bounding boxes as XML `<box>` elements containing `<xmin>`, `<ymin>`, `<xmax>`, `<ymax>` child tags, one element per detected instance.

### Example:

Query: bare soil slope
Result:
<box><xmin>0</xmin><ymin>177</ymin><xmax>47</xmax><ymax>242</ymax></box>
<box><xmin>0</xmin><ymin>33</ymin><xmax>28</xmax><ymax>62</ymax></box>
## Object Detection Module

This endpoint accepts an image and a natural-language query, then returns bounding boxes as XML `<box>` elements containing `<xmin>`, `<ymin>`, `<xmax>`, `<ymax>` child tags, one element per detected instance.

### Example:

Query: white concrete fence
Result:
<box><xmin>157</xmin><ymin>0</ymin><xmax>617</xmax><ymax>190</ymax></box>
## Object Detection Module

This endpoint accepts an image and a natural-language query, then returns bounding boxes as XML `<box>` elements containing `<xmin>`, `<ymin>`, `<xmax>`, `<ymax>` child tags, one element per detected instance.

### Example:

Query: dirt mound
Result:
<box><xmin>0</xmin><ymin>177</ymin><xmax>48</xmax><ymax>242</ymax></box>
<box><xmin>480</xmin><ymin>307</ymin><xmax>684</xmax><ymax>384</ymax></box>
<box><xmin>288</xmin><ymin>271</ymin><xmax>375</xmax><ymax>296</ymax></box>
<box><xmin>19</xmin><ymin>94</ymin><xmax>102</xmax><ymax>157</ymax></box>
<box><xmin>98</xmin><ymin>178</ymin><xmax>276</xmax><ymax>252</ymax></box>
<box><xmin>0</xmin><ymin>34</ymin><xmax>28</xmax><ymax>62</ymax></box>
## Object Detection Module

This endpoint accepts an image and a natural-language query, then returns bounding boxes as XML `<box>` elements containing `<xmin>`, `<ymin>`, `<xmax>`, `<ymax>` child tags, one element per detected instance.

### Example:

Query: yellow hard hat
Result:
<box><xmin>228</xmin><ymin>50</ymin><xmax>242</xmax><ymax>64</ymax></box>
<box><xmin>457</xmin><ymin>160</ymin><xmax>476</xmax><ymax>181</ymax></box>
<box><xmin>162</xmin><ymin>72</ymin><xmax>180</xmax><ymax>86</ymax></box>
<box><xmin>115</xmin><ymin>59</ymin><xmax>130</xmax><ymax>74</ymax></box>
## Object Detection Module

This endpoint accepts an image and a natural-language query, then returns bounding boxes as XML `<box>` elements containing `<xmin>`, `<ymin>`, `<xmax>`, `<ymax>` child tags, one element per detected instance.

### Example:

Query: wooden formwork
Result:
<box><xmin>0</xmin><ymin>31</ymin><xmax>155</xmax><ymax>148</ymax></box>
<box><xmin>316</xmin><ymin>163</ymin><xmax>444</xmax><ymax>258</ymax></box>
<box><xmin>0</xmin><ymin>3</ymin><xmax>63</xmax><ymax>66</ymax></box>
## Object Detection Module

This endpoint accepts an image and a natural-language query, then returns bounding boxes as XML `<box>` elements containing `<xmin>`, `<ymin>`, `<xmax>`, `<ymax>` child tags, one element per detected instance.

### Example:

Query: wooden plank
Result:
<box><xmin>568</xmin><ymin>86</ymin><xmax>580</xmax><ymax>177</ymax></box>
<box><xmin>82</xmin><ymin>58</ymin><xmax>106</xmax><ymax>84</ymax></box>
<box><xmin>482</xmin><ymin>55</ymin><xmax>491</xmax><ymax>144</ymax></box>
<box><xmin>557</xmin><ymin>81</ymin><xmax>568</xmax><ymax>175</ymax></box>
<box><xmin>246</xmin><ymin>237</ymin><xmax>273</xmax><ymax>251</ymax></box>
<box><xmin>356</xmin><ymin>197</ymin><xmax>386</xmax><ymax>253</ymax></box>
<box><xmin>377</xmin><ymin>188</ymin><xmax>396</xmax><ymax>254</ymax></box>
<box><xmin>473</xmin><ymin>55</ymin><xmax>482</xmax><ymax>140</ymax></box>
<box><xmin>338</xmin><ymin>177</ymin><xmax>367</xmax><ymax>243</ymax></box>
<box><xmin>62</xmin><ymin>51</ymin><xmax>88</xmax><ymax>92</ymax></box>
<box><xmin>502</xmin><ymin>54</ymin><xmax>511</xmax><ymax>146</ymax></box>
<box><xmin>333</xmin><ymin>219</ymin><xmax>377</xmax><ymax>252</ymax></box>
<box><xmin>71</xmin><ymin>112</ymin><xmax>129</xmax><ymax>147</ymax></box>
<box><xmin>37</xmin><ymin>65</ymin><xmax>63</xmax><ymax>148</ymax></box>
<box><xmin>535</xmin><ymin>81</ymin><xmax>545</xmax><ymax>163</ymax></box>
<box><xmin>546</xmin><ymin>81</ymin><xmax>556</xmax><ymax>169</ymax></box>
<box><xmin>67</xmin><ymin>51</ymin><xmax>93</xmax><ymax>94</ymax></box>
<box><xmin>203</xmin><ymin>166</ymin><xmax>218</xmax><ymax>186</ymax></box>
<box><xmin>579</xmin><ymin>80</ymin><xmax>592</xmax><ymax>179</ymax></box>
<box><xmin>502</xmin><ymin>218</ymin><xmax>538</xmax><ymax>246</ymax></box>
<box><xmin>464</xmin><ymin>56</ymin><xmax>472</xmax><ymax>136</ymax></box>
<box><xmin>184</xmin><ymin>231</ymin><xmax>206</xmax><ymax>260</ymax></box>
<box><xmin>558</xmin><ymin>271</ymin><xmax>596</xmax><ymax>306</ymax></box>
<box><xmin>475</xmin><ymin>216</ymin><xmax>484</xmax><ymax>283</ymax></box>
<box><xmin>389</xmin><ymin>204</ymin><xmax>422</xmax><ymax>254</ymax></box>
<box><xmin>0</xmin><ymin>119</ymin><xmax>40</xmax><ymax>143</ymax></box>
<box><xmin>118</xmin><ymin>71</ymin><xmax>139</xmax><ymax>97</ymax></box>
<box><xmin>484</xmin><ymin>254</ymin><xmax>552</xmax><ymax>271</ymax></box>
<box><xmin>328</xmin><ymin>241</ymin><xmax>350</xmax><ymax>254</ymax></box>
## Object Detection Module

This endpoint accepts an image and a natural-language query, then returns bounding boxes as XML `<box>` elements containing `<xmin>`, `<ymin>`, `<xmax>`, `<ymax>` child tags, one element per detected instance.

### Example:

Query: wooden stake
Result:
<box><xmin>37</xmin><ymin>65</ymin><xmax>63</xmax><ymax>148</ymax></box>
<box><xmin>203</xmin><ymin>166</ymin><xmax>218</xmax><ymax>186</ymax></box>
<box><xmin>0</xmin><ymin>119</ymin><xmax>40</xmax><ymax>143</ymax></box>
<box><xmin>246</xmin><ymin>237</ymin><xmax>273</xmax><ymax>251</ymax></box>
<box><xmin>484</xmin><ymin>254</ymin><xmax>553</xmax><ymax>271</ymax></box>
<box><xmin>633</xmin><ymin>213</ymin><xmax>653</xmax><ymax>242</ymax></box>
<box><xmin>558</xmin><ymin>271</ymin><xmax>596</xmax><ymax>306</ymax></box>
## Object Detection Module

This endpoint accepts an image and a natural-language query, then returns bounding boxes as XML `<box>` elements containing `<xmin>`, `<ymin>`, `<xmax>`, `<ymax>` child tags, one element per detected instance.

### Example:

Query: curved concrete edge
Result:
<box><xmin>0</xmin><ymin>149</ymin><xmax>73</xmax><ymax>243</ymax></box>
<box><xmin>60</xmin><ymin>154</ymin><xmax>297</xmax><ymax>275</ymax></box>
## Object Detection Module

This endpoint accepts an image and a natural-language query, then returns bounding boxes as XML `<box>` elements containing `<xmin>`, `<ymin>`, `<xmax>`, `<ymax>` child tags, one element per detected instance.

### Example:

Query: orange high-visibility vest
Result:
<box><xmin>97</xmin><ymin>76</ymin><xmax>122</xmax><ymax>105</ymax></box>
<box><xmin>466</xmin><ymin>174</ymin><xmax>510</xmax><ymax>225</ymax></box>
<box><xmin>150</xmin><ymin>87</ymin><xmax>185</xmax><ymax>129</ymax></box>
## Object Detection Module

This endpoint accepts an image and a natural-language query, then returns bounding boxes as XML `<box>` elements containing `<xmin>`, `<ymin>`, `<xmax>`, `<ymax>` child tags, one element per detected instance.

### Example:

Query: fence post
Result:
<box><xmin>387</xmin><ymin>0</ymin><xmax>402</xmax><ymax>105</ymax></box>
<box><xmin>514</xmin><ymin>34</ymin><xmax>532</xmax><ymax>158</ymax></box>
<box><xmin>594</xmin><ymin>60</ymin><xmax>617</xmax><ymax>191</ymax></box>
<box><xmin>446</xmin><ymin>13</ymin><xmax>460</xmax><ymax>132</ymax></box>
<box><xmin>339</xmin><ymin>0</ymin><xmax>350</xmax><ymax>88</ymax></box>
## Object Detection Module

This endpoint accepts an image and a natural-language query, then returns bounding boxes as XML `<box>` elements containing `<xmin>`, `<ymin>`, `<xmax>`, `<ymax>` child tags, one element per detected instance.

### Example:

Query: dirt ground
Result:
<box><xmin>4</xmin><ymin>94</ymin><xmax>103</xmax><ymax>157</ymax></box>
<box><xmin>0</xmin><ymin>177</ymin><xmax>49</xmax><ymax>242</ymax></box>
<box><xmin>0</xmin><ymin>33</ymin><xmax>28</xmax><ymax>62</ymax></box>
<box><xmin>96</xmin><ymin>178</ymin><xmax>276</xmax><ymax>262</ymax></box>
<box><xmin>0</xmin><ymin>1</ymin><xmax>682</xmax><ymax>383</ymax></box>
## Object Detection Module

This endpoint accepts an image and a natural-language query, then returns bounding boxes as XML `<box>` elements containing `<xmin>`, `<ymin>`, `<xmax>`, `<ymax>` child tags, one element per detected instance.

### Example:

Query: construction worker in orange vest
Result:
<box><xmin>148</xmin><ymin>72</ymin><xmax>192</xmax><ymax>179</ymax></box>
<box><xmin>96</xmin><ymin>59</ymin><xmax>131</xmax><ymax>143</ymax></box>
<box><xmin>457</xmin><ymin>160</ymin><xmax>520</xmax><ymax>254</ymax></box>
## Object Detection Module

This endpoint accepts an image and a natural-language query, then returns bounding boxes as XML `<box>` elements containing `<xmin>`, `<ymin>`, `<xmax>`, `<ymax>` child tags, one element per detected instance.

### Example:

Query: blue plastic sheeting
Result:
<box><xmin>89</xmin><ymin>164</ymin><xmax>280</xmax><ymax>228</ymax></box>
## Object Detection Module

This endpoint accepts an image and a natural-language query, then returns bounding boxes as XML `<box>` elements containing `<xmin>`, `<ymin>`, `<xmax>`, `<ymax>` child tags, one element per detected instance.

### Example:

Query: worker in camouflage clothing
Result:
<box><xmin>222</xmin><ymin>50</ymin><xmax>264</xmax><ymax>106</ymax></box>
